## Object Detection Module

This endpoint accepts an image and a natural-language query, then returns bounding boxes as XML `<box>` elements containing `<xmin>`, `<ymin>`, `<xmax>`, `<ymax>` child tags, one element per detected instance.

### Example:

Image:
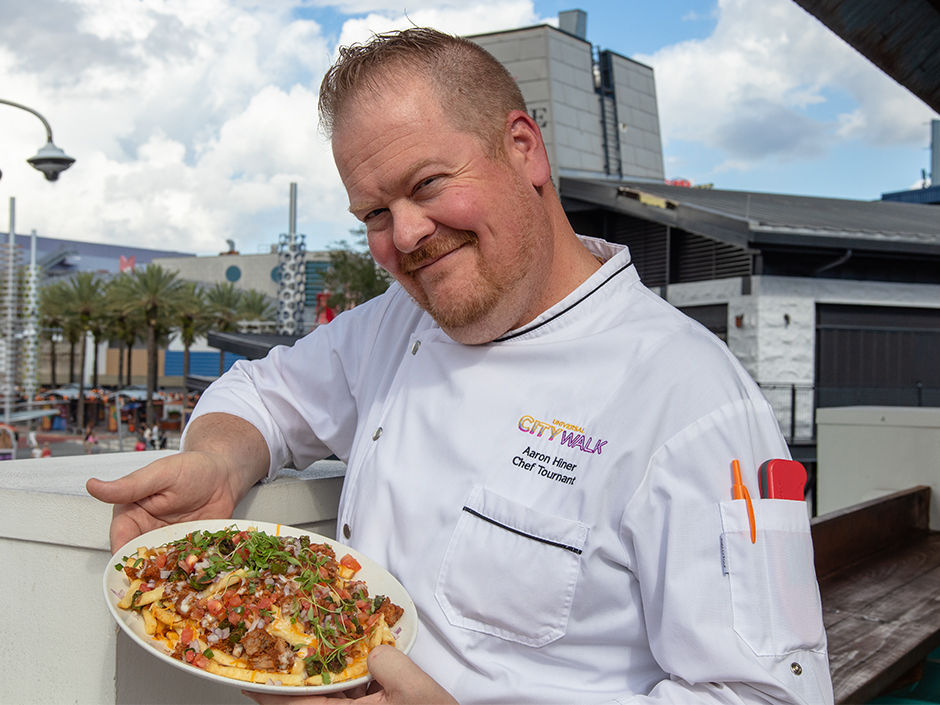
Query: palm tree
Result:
<box><xmin>110</xmin><ymin>265</ymin><xmax>185</xmax><ymax>426</ymax></box>
<box><xmin>39</xmin><ymin>280</ymin><xmax>71</xmax><ymax>387</ymax></box>
<box><xmin>175</xmin><ymin>283</ymin><xmax>213</xmax><ymax>430</ymax></box>
<box><xmin>205</xmin><ymin>282</ymin><xmax>242</xmax><ymax>376</ymax></box>
<box><xmin>237</xmin><ymin>289</ymin><xmax>276</xmax><ymax>322</ymax></box>
<box><xmin>104</xmin><ymin>275</ymin><xmax>147</xmax><ymax>387</ymax></box>
<box><xmin>64</xmin><ymin>272</ymin><xmax>104</xmax><ymax>431</ymax></box>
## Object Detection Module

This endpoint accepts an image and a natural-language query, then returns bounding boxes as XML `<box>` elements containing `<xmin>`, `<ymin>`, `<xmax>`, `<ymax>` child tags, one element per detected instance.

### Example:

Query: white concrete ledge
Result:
<box><xmin>0</xmin><ymin>451</ymin><xmax>346</xmax><ymax>704</ymax></box>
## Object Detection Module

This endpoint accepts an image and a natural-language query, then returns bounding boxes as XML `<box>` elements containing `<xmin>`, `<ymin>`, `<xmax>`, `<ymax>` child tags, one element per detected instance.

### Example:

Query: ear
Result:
<box><xmin>504</xmin><ymin>110</ymin><xmax>552</xmax><ymax>188</ymax></box>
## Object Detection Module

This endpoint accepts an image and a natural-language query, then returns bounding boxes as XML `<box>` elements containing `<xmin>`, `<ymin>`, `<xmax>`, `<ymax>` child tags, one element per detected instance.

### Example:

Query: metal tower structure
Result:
<box><xmin>21</xmin><ymin>229</ymin><xmax>40</xmax><ymax>411</ymax></box>
<box><xmin>2</xmin><ymin>198</ymin><xmax>21</xmax><ymax>424</ymax></box>
<box><xmin>276</xmin><ymin>183</ymin><xmax>306</xmax><ymax>335</ymax></box>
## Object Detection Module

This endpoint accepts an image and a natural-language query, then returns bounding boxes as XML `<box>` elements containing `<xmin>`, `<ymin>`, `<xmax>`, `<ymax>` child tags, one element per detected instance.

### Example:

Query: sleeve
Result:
<box><xmin>621</xmin><ymin>397</ymin><xmax>833</xmax><ymax>705</ymax></box>
<box><xmin>185</xmin><ymin>286</ymin><xmax>422</xmax><ymax>478</ymax></box>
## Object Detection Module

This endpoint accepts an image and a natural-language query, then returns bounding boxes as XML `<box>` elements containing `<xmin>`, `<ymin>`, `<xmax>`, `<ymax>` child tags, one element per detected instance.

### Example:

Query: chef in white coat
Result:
<box><xmin>88</xmin><ymin>28</ymin><xmax>832</xmax><ymax>705</ymax></box>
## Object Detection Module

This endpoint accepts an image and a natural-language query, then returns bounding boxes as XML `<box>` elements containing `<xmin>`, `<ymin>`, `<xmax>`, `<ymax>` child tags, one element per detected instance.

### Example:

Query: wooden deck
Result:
<box><xmin>812</xmin><ymin>486</ymin><xmax>940</xmax><ymax>704</ymax></box>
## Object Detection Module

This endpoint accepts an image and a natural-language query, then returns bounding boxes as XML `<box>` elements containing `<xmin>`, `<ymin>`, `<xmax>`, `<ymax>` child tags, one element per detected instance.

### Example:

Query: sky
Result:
<box><xmin>0</xmin><ymin>0</ymin><xmax>936</xmax><ymax>256</ymax></box>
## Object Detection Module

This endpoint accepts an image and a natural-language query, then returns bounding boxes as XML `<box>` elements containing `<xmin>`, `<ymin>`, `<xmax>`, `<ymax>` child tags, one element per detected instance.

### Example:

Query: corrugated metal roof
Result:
<box><xmin>615</xmin><ymin>181</ymin><xmax>940</xmax><ymax>242</ymax></box>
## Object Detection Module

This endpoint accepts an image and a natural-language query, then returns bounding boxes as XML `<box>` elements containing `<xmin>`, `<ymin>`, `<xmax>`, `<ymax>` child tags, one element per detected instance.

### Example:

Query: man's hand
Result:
<box><xmin>87</xmin><ymin>450</ymin><xmax>247</xmax><ymax>553</ymax></box>
<box><xmin>241</xmin><ymin>646</ymin><xmax>457</xmax><ymax>705</ymax></box>
<box><xmin>86</xmin><ymin>413</ymin><xmax>270</xmax><ymax>553</ymax></box>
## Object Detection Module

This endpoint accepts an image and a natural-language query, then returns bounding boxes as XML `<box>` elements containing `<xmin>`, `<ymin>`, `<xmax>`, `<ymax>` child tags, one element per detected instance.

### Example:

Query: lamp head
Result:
<box><xmin>26</xmin><ymin>140</ymin><xmax>75</xmax><ymax>181</ymax></box>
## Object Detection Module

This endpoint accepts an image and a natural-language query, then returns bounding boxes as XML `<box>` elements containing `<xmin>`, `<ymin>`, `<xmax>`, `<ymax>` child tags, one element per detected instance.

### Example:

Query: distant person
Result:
<box><xmin>40</xmin><ymin>442</ymin><xmax>51</xmax><ymax>458</ymax></box>
<box><xmin>135</xmin><ymin>436</ymin><xmax>146</xmax><ymax>452</ymax></box>
<box><xmin>151</xmin><ymin>422</ymin><xmax>161</xmax><ymax>450</ymax></box>
<box><xmin>86</xmin><ymin>431</ymin><xmax>99</xmax><ymax>454</ymax></box>
<box><xmin>143</xmin><ymin>426</ymin><xmax>152</xmax><ymax>449</ymax></box>
<box><xmin>30</xmin><ymin>445</ymin><xmax>42</xmax><ymax>459</ymax></box>
<box><xmin>27</xmin><ymin>426</ymin><xmax>38</xmax><ymax>451</ymax></box>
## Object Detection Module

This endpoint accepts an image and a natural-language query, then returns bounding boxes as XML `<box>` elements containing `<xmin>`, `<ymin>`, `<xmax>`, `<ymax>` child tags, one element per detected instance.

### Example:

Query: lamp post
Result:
<box><xmin>0</xmin><ymin>100</ymin><xmax>75</xmax><ymax>428</ymax></box>
<box><xmin>0</xmin><ymin>98</ymin><xmax>76</xmax><ymax>181</ymax></box>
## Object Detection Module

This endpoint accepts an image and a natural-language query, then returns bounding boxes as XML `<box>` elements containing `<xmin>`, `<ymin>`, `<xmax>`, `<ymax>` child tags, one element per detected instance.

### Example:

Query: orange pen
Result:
<box><xmin>732</xmin><ymin>459</ymin><xmax>757</xmax><ymax>544</ymax></box>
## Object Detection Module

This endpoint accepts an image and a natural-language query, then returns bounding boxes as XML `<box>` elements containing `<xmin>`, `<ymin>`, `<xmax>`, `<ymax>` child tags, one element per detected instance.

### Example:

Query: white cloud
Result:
<box><xmin>0</xmin><ymin>0</ymin><xmax>548</xmax><ymax>255</ymax></box>
<box><xmin>335</xmin><ymin>2</ymin><xmax>540</xmax><ymax>48</ymax></box>
<box><xmin>635</xmin><ymin>0</ymin><xmax>937</xmax><ymax>178</ymax></box>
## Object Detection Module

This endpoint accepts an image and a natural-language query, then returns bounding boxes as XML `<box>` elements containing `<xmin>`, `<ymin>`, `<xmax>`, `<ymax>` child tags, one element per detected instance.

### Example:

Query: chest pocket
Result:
<box><xmin>435</xmin><ymin>485</ymin><xmax>588</xmax><ymax>647</ymax></box>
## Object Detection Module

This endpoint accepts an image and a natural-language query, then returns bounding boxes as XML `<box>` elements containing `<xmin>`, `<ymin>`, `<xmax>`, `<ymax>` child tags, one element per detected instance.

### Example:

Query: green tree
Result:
<box><xmin>63</xmin><ymin>272</ymin><xmax>104</xmax><ymax>431</ymax></box>
<box><xmin>322</xmin><ymin>231</ymin><xmax>393</xmax><ymax>311</ymax></box>
<box><xmin>175</xmin><ymin>282</ymin><xmax>213</xmax><ymax>430</ymax></box>
<box><xmin>237</xmin><ymin>289</ymin><xmax>276</xmax><ymax>322</ymax></box>
<box><xmin>110</xmin><ymin>265</ymin><xmax>185</xmax><ymax>426</ymax></box>
<box><xmin>205</xmin><ymin>282</ymin><xmax>242</xmax><ymax>376</ymax></box>
<box><xmin>105</xmin><ymin>275</ymin><xmax>146</xmax><ymax>388</ymax></box>
<box><xmin>39</xmin><ymin>280</ymin><xmax>71</xmax><ymax>387</ymax></box>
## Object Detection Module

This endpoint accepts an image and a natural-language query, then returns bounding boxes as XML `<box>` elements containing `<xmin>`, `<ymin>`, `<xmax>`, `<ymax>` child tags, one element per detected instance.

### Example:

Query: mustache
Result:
<box><xmin>399</xmin><ymin>230</ymin><xmax>477</xmax><ymax>275</ymax></box>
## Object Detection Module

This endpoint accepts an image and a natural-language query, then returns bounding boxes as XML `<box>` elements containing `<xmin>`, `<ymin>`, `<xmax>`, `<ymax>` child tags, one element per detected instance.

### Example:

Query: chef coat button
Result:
<box><xmin>343</xmin><ymin>524</ymin><xmax>351</xmax><ymax>540</ymax></box>
<box><xmin>790</xmin><ymin>662</ymin><xmax>802</xmax><ymax>676</ymax></box>
<box><xmin>411</xmin><ymin>340</ymin><xmax>420</xmax><ymax>355</ymax></box>
<box><xmin>372</xmin><ymin>427</ymin><xmax>383</xmax><ymax>440</ymax></box>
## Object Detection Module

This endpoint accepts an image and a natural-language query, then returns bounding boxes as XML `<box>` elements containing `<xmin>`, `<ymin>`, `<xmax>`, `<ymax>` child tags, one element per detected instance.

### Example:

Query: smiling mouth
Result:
<box><xmin>399</xmin><ymin>230</ymin><xmax>477</xmax><ymax>275</ymax></box>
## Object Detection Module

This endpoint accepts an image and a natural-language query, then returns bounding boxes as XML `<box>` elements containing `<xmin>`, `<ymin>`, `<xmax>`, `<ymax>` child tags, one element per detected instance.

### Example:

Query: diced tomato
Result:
<box><xmin>256</xmin><ymin>597</ymin><xmax>272</xmax><ymax>610</ymax></box>
<box><xmin>355</xmin><ymin>599</ymin><xmax>370</xmax><ymax>612</ymax></box>
<box><xmin>207</xmin><ymin>599</ymin><xmax>224</xmax><ymax>617</ymax></box>
<box><xmin>340</xmin><ymin>554</ymin><xmax>362</xmax><ymax>572</ymax></box>
<box><xmin>191</xmin><ymin>607</ymin><xmax>205</xmax><ymax>620</ymax></box>
<box><xmin>180</xmin><ymin>627</ymin><xmax>194</xmax><ymax>644</ymax></box>
<box><xmin>319</xmin><ymin>566</ymin><xmax>330</xmax><ymax>580</ymax></box>
<box><xmin>180</xmin><ymin>554</ymin><xmax>198</xmax><ymax>574</ymax></box>
<box><xmin>193</xmin><ymin>653</ymin><xmax>210</xmax><ymax>669</ymax></box>
<box><xmin>338</xmin><ymin>588</ymin><xmax>351</xmax><ymax>601</ymax></box>
<box><xmin>365</xmin><ymin>614</ymin><xmax>379</xmax><ymax>628</ymax></box>
<box><xmin>227</xmin><ymin>610</ymin><xmax>242</xmax><ymax>625</ymax></box>
<box><xmin>184</xmin><ymin>650</ymin><xmax>195</xmax><ymax>663</ymax></box>
<box><xmin>154</xmin><ymin>553</ymin><xmax>168</xmax><ymax>569</ymax></box>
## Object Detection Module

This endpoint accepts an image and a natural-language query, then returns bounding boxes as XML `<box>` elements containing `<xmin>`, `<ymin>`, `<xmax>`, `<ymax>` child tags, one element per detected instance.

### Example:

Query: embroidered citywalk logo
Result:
<box><xmin>517</xmin><ymin>415</ymin><xmax>608</xmax><ymax>455</ymax></box>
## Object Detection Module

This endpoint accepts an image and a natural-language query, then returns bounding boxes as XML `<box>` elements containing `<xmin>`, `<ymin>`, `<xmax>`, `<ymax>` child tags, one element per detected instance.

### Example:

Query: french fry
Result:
<box><xmin>141</xmin><ymin>606</ymin><xmax>158</xmax><ymax>635</ymax></box>
<box><xmin>118</xmin><ymin>579</ymin><xmax>143</xmax><ymax>610</ymax></box>
<box><xmin>207</xmin><ymin>648</ymin><xmax>244</xmax><ymax>667</ymax></box>
<box><xmin>205</xmin><ymin>661</ymin><xmax>306</xmax><ymax>686</ymax></box>
<box><xmin>135</xmin><ymin>585</ymin><xmax>165</xmax><ymax>606</ymax></box>
<box><xmin>152</xmin><ymin>603</ymin><xmax>181</xmax><ymax>626</ymax></box>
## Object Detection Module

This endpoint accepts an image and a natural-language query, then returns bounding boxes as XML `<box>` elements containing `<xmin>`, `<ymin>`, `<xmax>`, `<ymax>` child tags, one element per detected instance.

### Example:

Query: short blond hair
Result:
<box><xmin>319</xmin><ymin>27</ymin><xmax>527</xmax><ymax>155</ymax></box>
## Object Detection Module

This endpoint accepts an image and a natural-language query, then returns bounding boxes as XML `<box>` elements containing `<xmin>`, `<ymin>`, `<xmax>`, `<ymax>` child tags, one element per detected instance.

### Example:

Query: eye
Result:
<box><xmin>363</xmin><ymin>208</ymin><xmax>387</xmax><ymax>221</ymax></box>
<box><xmin>413</xmin><ymin>175</ymin><xmax>439</xmax><ymax>193</ymax></box>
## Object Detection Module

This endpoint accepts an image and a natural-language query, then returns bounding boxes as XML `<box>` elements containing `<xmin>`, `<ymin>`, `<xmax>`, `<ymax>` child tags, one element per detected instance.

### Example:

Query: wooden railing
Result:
<box><xmin>812</xmin><ymin>486</ymin><xmax>940</xmax><ymax>703</ymax></box>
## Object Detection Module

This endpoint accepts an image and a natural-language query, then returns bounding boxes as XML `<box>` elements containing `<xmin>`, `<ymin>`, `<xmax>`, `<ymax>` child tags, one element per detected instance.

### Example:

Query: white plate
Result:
<box><xmin>103</xmin><ymin>519</ymin><xmax>417</xmax><ymax>694</ymax></box>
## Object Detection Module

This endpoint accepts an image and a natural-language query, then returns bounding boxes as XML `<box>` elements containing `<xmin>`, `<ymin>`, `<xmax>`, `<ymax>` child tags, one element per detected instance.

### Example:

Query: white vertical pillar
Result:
<box><xmin>22</xmin><ymin>229</ymin><xmax>39</xmax><ymax>412</ymax></box>
<box><xmin>4</xmin><ymin>198</ymin><xmax>16</xmax><ymax>425</ymax></box>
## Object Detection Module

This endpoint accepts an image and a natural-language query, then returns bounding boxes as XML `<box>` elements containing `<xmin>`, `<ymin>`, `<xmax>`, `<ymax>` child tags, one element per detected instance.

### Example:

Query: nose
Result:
<box><xmin>390</xmin><ymin>201</ymin><xmax>434</xmax><ymax>253</ymax></box>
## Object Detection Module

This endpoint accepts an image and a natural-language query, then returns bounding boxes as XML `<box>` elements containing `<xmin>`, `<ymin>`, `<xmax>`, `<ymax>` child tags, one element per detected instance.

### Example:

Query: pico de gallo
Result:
<box><xmin>115</xmin><ymin>526</ymin><xmax>403</xmax><ymax>686</ymax></box>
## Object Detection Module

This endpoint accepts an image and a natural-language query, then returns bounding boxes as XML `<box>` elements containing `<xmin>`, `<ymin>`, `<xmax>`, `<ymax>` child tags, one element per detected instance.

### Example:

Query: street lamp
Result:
<box><xmin>0</xmin><ymin>98</ymin><xmax>76</xmax><ymax>181</ymax></box>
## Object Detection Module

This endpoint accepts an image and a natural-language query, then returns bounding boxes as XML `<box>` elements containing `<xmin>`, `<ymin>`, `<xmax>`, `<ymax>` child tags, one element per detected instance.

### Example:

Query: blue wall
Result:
<box><xmin>164</xmin><ymin>351</ymin><xmax>245</xmax><ymax>376</ymax></box>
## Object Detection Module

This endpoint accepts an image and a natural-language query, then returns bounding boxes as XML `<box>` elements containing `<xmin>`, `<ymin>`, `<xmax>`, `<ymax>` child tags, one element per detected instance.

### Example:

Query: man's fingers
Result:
<box><xmin>86</xmin><ymin>461</ymin><xmax>176</xmax><ymax>506</ymax></box>
<box><xmin>367</xmin><ymin>646</ymin><xmax>457</xmax><ymax>705</ymax></box>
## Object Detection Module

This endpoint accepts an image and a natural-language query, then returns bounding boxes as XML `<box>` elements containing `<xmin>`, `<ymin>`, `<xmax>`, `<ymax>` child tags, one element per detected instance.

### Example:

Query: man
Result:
<box><xmin>88</xmin><ymin>28</ymin><xmax>832</xmax><ymax>705</ymax></box>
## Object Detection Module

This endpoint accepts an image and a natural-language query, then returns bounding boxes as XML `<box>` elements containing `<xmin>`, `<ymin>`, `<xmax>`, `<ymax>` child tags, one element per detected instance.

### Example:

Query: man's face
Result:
<box><xmin>332</xmin><ymin>76</ymin><xmax>554</xmax><ymax>344</ymax></box>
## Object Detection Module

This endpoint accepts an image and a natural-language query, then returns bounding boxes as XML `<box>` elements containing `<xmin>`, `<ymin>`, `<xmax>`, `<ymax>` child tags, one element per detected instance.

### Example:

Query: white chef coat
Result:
<box><xmin>191</xmin><ymin>237</ymin><xmax>833</xmax><ymax>705</ymax></box>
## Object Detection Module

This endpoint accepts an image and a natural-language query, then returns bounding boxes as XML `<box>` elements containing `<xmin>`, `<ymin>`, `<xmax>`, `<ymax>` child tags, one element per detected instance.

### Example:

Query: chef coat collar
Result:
<box><xmin>494</xmin><ymin>236</ymin><xmax>632</xmax><ymax>343</ymax></box>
